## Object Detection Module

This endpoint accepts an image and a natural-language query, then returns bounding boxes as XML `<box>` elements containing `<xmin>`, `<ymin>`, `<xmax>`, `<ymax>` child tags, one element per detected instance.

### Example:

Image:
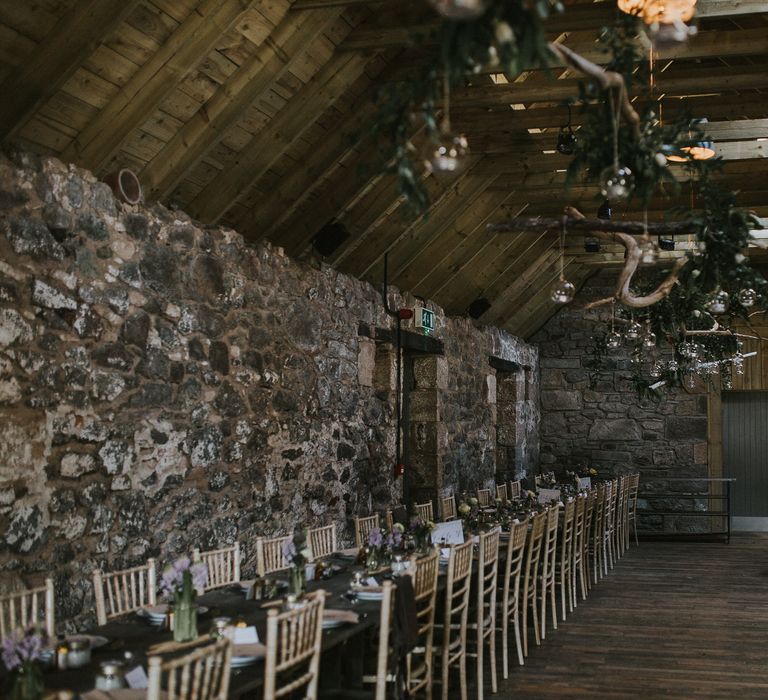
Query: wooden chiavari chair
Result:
<box><xmin>441</xmin><ymin>494</ymin><xmax>457</xmax><ymax>521</ymax></box>
<box><xmin>521</xmin><ymin>511</ymin><xmax>547</xmax><ymax>657</ymax></box>
<box><xmin>256</xmin><ymin>535</ymin><xmax>292</xmax><ymax>577</ymax></box>
<box><xmin>508</xmin><ymin>480</ymin><xmax>521</xmax><ymax>499</ymax></box>
<box><xmin>147</xmin><ymin>636</ymin><xmax>231</xmax><ymax>700</ymax></box>
<box><xmin>620</xmin><ymin>475</ymin><xmax>632</xmax><ymax>555</ymax></box>
<box><xmin>264</xmin><ymin>590</ymin><xmax>326</xmax><ymax>700</ymax></box>
<box><xmin>0</xmin><ymin>578</ymin><xmax>55</xmax><ymax>641</ymax></box>
<box><xmin>307</xmin><ymin>524</ymin><xmax>337</xmax><ymax>562</ymax></box>
<box><xmin>363</xmin><ymin>580</ymin><xmax>395</xmax><ymax>700</ymax></box>
<box><xmin>476</xmin><ymin>489</ymin><xmax>492</xmax><ymax>508</ymax></box>
<box><xmin>582</xmin><ymin>489</ymin><xmax>598</xmax><ymax>592</ymax></box>
<box><xmin>539</xmin><ymin>506</ymin><xmax>559</xmax><ymax>639</ymax></box>
<box><xmin>572</xmin><ymin>495</ymin><xmax>588</xmax><ymax>605</ymax></box>
<box><xmin>93</xmin><ymin>560</ymin><xmax>156</xmax><ymax>626</ymax></box>
<box><xmin>590</xmin><ymin>484</ymin><xmax>606</xmax><ymax>584</ymax></box>
<box><xmin>556</xmin><ymin>499</ymin><xmax>576</xmax><ymax>621</ymax></box>
<box><xmin>406</xmin><ymin>550</ymin><xmax>440</xmax><ymax>699</ymax></box>
<box><xmin>499</xmin><ymin>519</ymin><xmax>528</xmax><ymax>676</ymax></box>
<box><xmin>193</xmin><ymin>543</ymin><xmax>240</xmax><ymax>590</ymax></box>
<box><xmin>614</xmin><ymin>476</ymin><xmax>627</xmax><ymax>560</ymax></box>
<box><xmin>354</xmin><ymin>514</ymin><xmax>380</xmax><ymax>549</ymax></box>
<box><xmin>433</xmin><ymin>540</ymin><xmax>473</xmax><ymax>700</ymax></box>
<box><xmin>467</xmin><ymin>528</ymin><xmax>500</xmax><ymax>700</ymax></box>
<box><xmin>601</xmin><ymin>480</ymin><xmax>615</xmax><ymax>576</ymax></box>
<box><xmin>414</xmin><ymin>501</ymin><xmax>434</xmax><ymax>523</ymax></box>
<box><xmin>627</xmin><ymin>472</ymin><xmax>640</xmax><ymax>547</ymax></box>
<box><xmin>606</xmin><ymin>478</ymin><xmax>619</xmax><ymax>570</ymax></box>
<box><xmin>496</xmin><ymin>483</ymin><xmax>508</xmax><ymax>502</ymax></box>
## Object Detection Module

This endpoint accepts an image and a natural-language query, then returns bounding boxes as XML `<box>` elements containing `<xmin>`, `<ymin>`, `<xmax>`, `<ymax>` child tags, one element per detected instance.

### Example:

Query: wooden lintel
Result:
<box><xmin>487</xmin><ymin>217</ymin><xmax>696</xmax><ymax>236</ymax></box>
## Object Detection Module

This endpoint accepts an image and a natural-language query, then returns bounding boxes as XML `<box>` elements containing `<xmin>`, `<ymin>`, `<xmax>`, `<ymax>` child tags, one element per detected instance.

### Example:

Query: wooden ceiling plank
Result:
<box><xmin>141</xmin><ymin>7</ymin><xmax>344</xmax><ymax>199</ymax></box>
<box><xmin>0</xmin><ymin>0</ymin><xmax>142</xmax><ymax>142</ymax></box>
<box><xmin>189</xmin><ymin>51</ymin><xmax>375</xmax><ymax>223</ymax></box>
<box><xmin>61</xmin><ymin>0</ymin><xmax>264</xmax><ymax>173</ymax></box>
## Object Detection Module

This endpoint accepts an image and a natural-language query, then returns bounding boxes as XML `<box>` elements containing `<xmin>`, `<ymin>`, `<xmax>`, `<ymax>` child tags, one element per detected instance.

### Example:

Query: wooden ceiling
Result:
<box><xmin>2</xmin><ymin>0</ymin><xmax>767</xmax><ymax>339</ymax></box>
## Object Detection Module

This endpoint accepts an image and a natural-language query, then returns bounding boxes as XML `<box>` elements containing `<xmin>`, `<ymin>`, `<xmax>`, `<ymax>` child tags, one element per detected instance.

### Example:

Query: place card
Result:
<box><xmin>363</xmin><ymin>576</ymin><xmax>378</xmax><ymax>587</ymax></box>
<box><xmin>224</xmin><ymin>625</ymin><xmax>259</xmax><ymax>645</ymax></box>
<box><xmin>578</xmin><ymin>477</ymin><xmax>592</xmax><ymax>489</ymax></box>
<box><xmin>431</xmin><ymin>520</ymin><xmax>464</xmax><ymax>545</ymax></box>
<box><xmin>537</xmin><ymin>488</ymin><xmax>561</xmax><ymax>504</ymax></box>
<box><xmin>125</xmin><ymin>665</ymin><xmax>149</xmax><ymax>689</ymax></box>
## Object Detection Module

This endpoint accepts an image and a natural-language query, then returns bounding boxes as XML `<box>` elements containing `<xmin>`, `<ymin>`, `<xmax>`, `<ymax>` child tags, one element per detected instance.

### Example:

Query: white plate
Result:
<box><xmin>356</xmin><ymin>590</ymin><xmax>384</xmax><ymax>601</ymax></box>
<box><xmin>322</xmin><ymin>618</ymin><xmax>345</xmax><ymax>629</ymax></box>
<box><xmin>231</xmin><ymin>656</ymin><xmax>258</xmax><ymax>668</ymax></box>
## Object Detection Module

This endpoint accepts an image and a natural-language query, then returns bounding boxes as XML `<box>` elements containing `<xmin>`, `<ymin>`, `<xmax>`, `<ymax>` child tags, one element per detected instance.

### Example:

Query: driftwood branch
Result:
<box><xmin>548</xmin><ymin>43</ymin><xmax>641</xmax><ymax>135</ymax></box>
<box><xmin>486</xmin><ymin>216</ymin><xmax>694</xmax><ymax>236</ymax></box>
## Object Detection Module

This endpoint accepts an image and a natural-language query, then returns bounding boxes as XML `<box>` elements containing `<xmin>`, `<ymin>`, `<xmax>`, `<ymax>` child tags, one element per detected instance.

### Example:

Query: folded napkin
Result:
<box><xmin>141</xmin><ymin>604</ymin><xmax>168</xmax><ymax>616</ymax></box>
<box><xmin>334</xmin><ymin>547</ymin><xmax>359</xmax><ymax>557</ymax></box>
<box><xmin>323</xmin><ymin>609</ymin><xmax>359</xmax><ymax>624</ymax></box>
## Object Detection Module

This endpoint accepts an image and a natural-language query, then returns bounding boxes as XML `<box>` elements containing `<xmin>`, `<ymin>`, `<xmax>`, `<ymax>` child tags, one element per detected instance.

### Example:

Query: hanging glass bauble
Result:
<box><xmin>606</xmin><ymin>331</ymin><xmax>622</xmax><ymax>349</ymax></box>
<box><xmin>706</xmin><ymin>290</ymin><xmax>729</xmax><ymax>315</ymax></box>
<box><xmin>428</xmin><ymin>0</ymin><xmax>488</xmax><ymax>19</ymax></box>
<box><xmin>678</xmin><ymin>341</ymin><xmax>698</xmax><ymax>359</ymax></box>
<box><xmin>428</xmin><ymin>132</ymin><xmax>469</xmax><ymax>174</ymax></box>
<box><xmin>599</xmin><ymin>165</ymin><xmax>634</xmax><ymax>202</ymax></box>
<box><xmin>642</xmin><ymin>330</ymin><xmax>657</xmax><ymax>348</ymax></box>
<box><xmin>640</xmin><ymin>239</ymin><xmax>658</xmax><ymax>264</ymax></box>
<box><xmin>550</xmin><ymin>277</ymin><xmax>575</xmax><ymax>304</ymax></box>
<box><xmin>668</xmin><ymin>359</ymin><xmax>679</xmax><ymax>372</ymax></box>
<box><xmin>625</xmin><ymin>321</ymin><xmax>642</xmax><ymax>341</ymax></box>
<box><xmin>738</xmin><ymin>288</ymin><xmax>757</xmax><ymax>308</ymax></box>
<box><xmin>722</xmin><ymin>369</ymin><xmax>733</xmax><ymax>390</ymax></box>
<box><xmin>650</xmin><ymin>360</ymin><xmax>665</xmax><ymax>378</ymax></box>
<box><xmin>733</xmin><ymin>352</ymin><xmax>745</xmax><ymax>375</ymax></box>
<box><xmin>686</xmin><ymin>371</ymin><xmax>696</xmax><ymax>389</ymax></box>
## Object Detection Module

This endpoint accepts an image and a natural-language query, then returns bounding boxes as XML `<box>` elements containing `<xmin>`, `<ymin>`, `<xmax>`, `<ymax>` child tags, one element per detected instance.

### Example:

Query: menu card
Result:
<box><xmin>125</xmin><ymin>666</ymin><xmax>149</xmax><ymax>689</ymax></box>
<box><xmin>224</xmin><ymin>626</ymin><xmax>260</xmax><ymax>645</ymax></box>
<box><xmin>430</xmin><ymin>520</ymin><xmax>465</xmax><ymax>545</ymax></box>
<box><xmin>537</xmin><ymin>488</ymin><xmax>561</xmax><ymax>504</ymax></box>
<box><xmin>578</xmin><ymin>477</ymin><xmax>592</xmax><ymax>489</ymax></box>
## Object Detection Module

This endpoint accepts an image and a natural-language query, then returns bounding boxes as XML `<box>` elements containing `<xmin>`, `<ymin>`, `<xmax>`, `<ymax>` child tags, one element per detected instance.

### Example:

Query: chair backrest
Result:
<box><xmin>523</xmin><ymin>512</ymin><xmax>547</xmax><ymax>594</ymax></box>
<box><xmin>496</xmin><ymin>483</ymin><xmax>508</xmax><ymax>501</ymax></box>
<box><xmin>602</xmin><ymin>480</ymin><xmax>614</xmax><ymax>533</ymax></box>
<box><xmin>628</xmin><ymin>473</ymin><xmax>640</xmax><ymax>510</ymax></box>
<box><xmin>477</xmin><ymin>528</ymin><xmax>501</xmax><ymax>622</ymax></box>
<box><xmin>256</xmin><ymin>535</ymin><xmax>292</xmax><ymax>577</ymax></box>
<box><xmin>373</xmin><ymin>581</ymin><xmax>395</xmax><ymax>700</ymax></box>
<box><xmin>559</xmin><ymin>499</ymin><xmax>576</xmax><ymax>570</ymax></box>
<box><xmin>609</xmin><ymin>478</ymin><xmax>620</xmax><ymax>527</ymax></box>
<box><xmin>307</xmin><ymin>525</ymin><xmax>337</xmax><ymax>562</ymax></box>
<box><xmin>573</xmin><ymin>494</ymin><xmax>587</xmax><ymax>558</ymax></box>
<box><xmin>193</xmin><ymin>544</ymin><xmax>240</xmax><ymax>590</ymax></box>
<box><xmin>477</xmin><ymin>488</ymin><xmax>491</xmax><ymax>507</ymax></box>
<box><xmin>583</xmin><ymin>491</ymin><xmax>596</xmax><ymax>552</ymax></box>
<box><xmin>501</xmin><ymin>519</ymin><xmax>528</xmax><ymax>615</ymax></box>
<box><xmin>407</xmin><ymin>550</ymin><xmax>440</xmax><ymax>695</ymax></box>
<box><xmin>0</xmin><ymin>578</ymin><xmax>55</xmax><ymax>641</ymax></box>
<box><xmin>542</xmin><ymin>507</ymin><xmax>559</xmax><ymax>580</ymax></box>
<box><xmin>441</xmin><ymin>494</ymin><xmax>457</xmax><ymax>521</ymax></box>
<box><xmin>509</xmin><ymin>480</ymin><xmax>521</xmax><ymax>499</ymax></box>
<box><xmin>93</xmin><ymin>560</ymin><xmax>156</xmax><ymax>626</ymax></box>
<box><xmin>440</xmin><ymin>541</ymin><xmax>473</xmax><ymax>665</ymax></box>
<box><xmin>591</xmin><ymin>484</ymin><xmax>605</xmax><ymax>543</ymax></box>
<box><xmin>264</xmin><ymin>590</ymin><xmax>326</xmax><ymax>700</ymax></box>
<box><xmin>147</xmin><ymin>636</ymin><xmax>231</xmax><ymax>700</ymax></box>
<box><xmin>414</xmin><ymin>501</ymin><xmax>434</xmax><ymax>523</ymax></box>
<box><xmin>354</xmin><ymin>515</ymin><xmax>380</xmax><ymax>549</ymax></box>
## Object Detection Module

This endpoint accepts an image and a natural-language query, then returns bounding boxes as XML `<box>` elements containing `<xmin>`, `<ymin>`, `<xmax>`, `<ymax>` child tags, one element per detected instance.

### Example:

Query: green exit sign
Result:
<box><xmin>415</xmin><ymin>307</ymin><xmax>434</xmax><ymax>334</ymax></box>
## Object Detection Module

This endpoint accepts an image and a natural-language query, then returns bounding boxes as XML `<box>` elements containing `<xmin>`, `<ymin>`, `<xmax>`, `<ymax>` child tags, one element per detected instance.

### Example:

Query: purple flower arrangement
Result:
<box><xmin>160</xmin><ymin>556</ymin><xmax>208</xmax><ymax>599</ymax></box>
<box><xmin>1</xmin><ymin>627</ymin><xmax>45</xmax><ymax>671</ymax></box>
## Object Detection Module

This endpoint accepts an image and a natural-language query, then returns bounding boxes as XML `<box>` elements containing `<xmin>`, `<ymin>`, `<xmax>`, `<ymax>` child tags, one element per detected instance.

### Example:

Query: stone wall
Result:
<box><xmin>532</xmin><ymin>270</ymin><xmax>709</xmax><ymax>531</ymax></box>
<box><xmin>0</xmin><ymin>148</ymin><xmax>538</xmax><ymax>628</ymax></box>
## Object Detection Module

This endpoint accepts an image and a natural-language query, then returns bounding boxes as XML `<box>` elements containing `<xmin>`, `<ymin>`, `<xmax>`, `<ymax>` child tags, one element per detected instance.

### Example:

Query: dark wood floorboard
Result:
<box><xmin>454</xmin><ymin>534</ymin><xmax>768</xmax><ymax>699</ymax></box>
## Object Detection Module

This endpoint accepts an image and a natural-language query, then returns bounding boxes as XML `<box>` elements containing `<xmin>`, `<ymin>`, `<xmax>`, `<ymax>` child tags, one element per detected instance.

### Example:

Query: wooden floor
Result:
<box><xmin>468</xmin><ymin>534</ymin><xmax>768</xmax><ymax>699</ymax></box>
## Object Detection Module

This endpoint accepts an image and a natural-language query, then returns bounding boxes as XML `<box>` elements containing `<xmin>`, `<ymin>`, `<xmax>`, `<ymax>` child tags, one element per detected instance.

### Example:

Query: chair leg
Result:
<box><xmin>522</xmin><ymin>597</ymin><xmax>529</xmax><ymax>658</ymax></box>
<box><xmin>560</xmin><ymin>575</ymin><xmax>567</xmax><ymax>622</ymax></box>
<box><xmin>579</xmin><ymin>561</ymin><xmax>588</xmax><ymax>601</ymax></box>
<box><xmin>460</xmin><ymin>649</ymin><xmax>468</xmax><ymax>700</ymax></box>
<box><xmin>489</xmin><ymin>625</ymin><xmax>497</xmax><ymax>694</ymax></box>
<box><xmin>442</xmin><ymin>647</ymin><xmax>450</xmax><ymax>700</ymax></box>
<box><xmin>502</xmin><ymin>609</ymin><xmax>509</xmax><ymax>680</ymax></box>
<box><xmin>550</xmin><ymin>580</ymin><xmax>557</xmax><ymax>630</ymax></box>
<box><xmin>514</xmin><ymin>615</ymin><xmax>524</xmax><ymax>666</ymax></box>
<box><xmin>633</xmin><ymin>517</ymin><xmax>639</xmax><ymax>546</ymax></box>
<box><xmin>477</xmin><ymin>621</ymin><xmax>484</xmax><ymax>700</ymax></box>
<box><xmin>540</xmin><ymin>586</ymin><xmax>547</xmax><ymax>641</ymax></box>
<box><xmin>531</xmin><ymin>593</ymin><xmax>541</xmax><ymax>647</ymax></box>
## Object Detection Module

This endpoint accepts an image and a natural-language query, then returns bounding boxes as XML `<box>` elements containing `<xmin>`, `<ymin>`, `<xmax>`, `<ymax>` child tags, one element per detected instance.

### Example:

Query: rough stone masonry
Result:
<box><xmin>0</xmin><ymin>147</ymin><xmax>538</xmax><ymax>628</ymax></box>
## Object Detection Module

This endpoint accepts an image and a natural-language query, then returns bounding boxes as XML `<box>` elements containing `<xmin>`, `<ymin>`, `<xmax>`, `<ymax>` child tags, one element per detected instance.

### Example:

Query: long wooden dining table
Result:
<box><xmin>41</xmin><ymin>557</ymin><xmax>382</xmax><ymax>698</ymax></box>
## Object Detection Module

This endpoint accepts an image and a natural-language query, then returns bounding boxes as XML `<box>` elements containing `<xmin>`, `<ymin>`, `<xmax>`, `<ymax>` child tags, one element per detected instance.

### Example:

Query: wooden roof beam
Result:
<box><xmin>141</xmin><ymin>6</ymin><xmax>345</xmax><ymax>200</ymax></box>
<box><xmin>0</xmin><ymin>0</ymin><xmax>142</xmax><ymax>142</ymax></box>
<box><xmin>61</xmin><ymin>0</ymin><xmax>262</xmax><ymax>174</ymax></box>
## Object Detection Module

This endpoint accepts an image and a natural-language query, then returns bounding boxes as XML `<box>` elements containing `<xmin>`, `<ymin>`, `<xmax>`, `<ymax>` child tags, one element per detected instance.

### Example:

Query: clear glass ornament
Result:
<box><xmin>686</xmin><ymin>372</ymin><xmax>696</xmax><ymax>389</ymax></box>
<box><xmin>428</xmin><ymin>0</ymin><xmax>488</xmax><ymax>19</ymax></box>
<box><xmin>733</xmin><ymin>352</ymin><xmax>745</xmax><ymax>375</ymax></box>
<box><xmin>428</xmin><ymin>132</ymin><xmax>469</xmax><ymax>175</ymax></box>
<box><xmin>550</xmin><ymin>277</ymin><xmax>576</xmax><ymax>304</ymax></box>
<box><xmin>606</xmin><ymin>331</ymin><xmax>622</xmax><ymax>349</ymax></box>
<box><xmin>678</xmin><ymin>341</ymin><xmax>698</xmax><ymax>359</ymax></box>
<box><xmin>738</xmin><ymin>288</ymin><xmax>757</xmax><ymax>308</ymax></box>
<box><xmin>625</xmin><ymin>321</ymin><xmax>642</xmax><ymax>341</ymax></box>
<box><xmin>668</xmin><ymin>359</ymin><xmax>679</xmax><ymax>372</ymax></box>
<box><xmin>649</xmin><ymin>19</ymin><xmax>697</xmax><ymax>49</ymax></box>
<box><xmin>642</xmin><ymin>330</ymin><xmax>657</xmax><ymax>349</ymax></box>
<box><xmin>650</xmin><ymin>360</ymin><xmax>665</xmax><ymax>379</ymax></box>
<box><xmin>599</xmin><ymin>165</ymin><xmax>634</xmax><ymax>202</ymax></box>
<box><xmin>640</xmin><ymin>239</ymin><xmax>658</xmax><ymax>264</ymax></box>
<box><xmin>722</xmin><ymin>370</ymin><xmax>733</xmax><ymax>390</ymax></box>
<box><xmin>706</xmin><ymin>290</ymin><xmax>729</xmax><ymax>315</ymax></box>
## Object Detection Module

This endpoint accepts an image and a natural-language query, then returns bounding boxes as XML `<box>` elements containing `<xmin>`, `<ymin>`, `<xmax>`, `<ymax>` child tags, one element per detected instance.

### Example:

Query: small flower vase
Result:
<box><xmin>289</xmin><ymin>565</ymin><xmax>305</xmax><ymax>598</ymax></box>
<box><xmin>173</xmin><ymin>572</ymin><xmax>198</xmax><ymax>643</ymax></box>
<box><xmin>365</xmin><ymin>547</ymin><xmax>379</xmax><ymax>574</ymax></box>
<box><xmin>9</xmin><ymin>663</ymin><xmax>44</xmax><ymax>700</ymax></box>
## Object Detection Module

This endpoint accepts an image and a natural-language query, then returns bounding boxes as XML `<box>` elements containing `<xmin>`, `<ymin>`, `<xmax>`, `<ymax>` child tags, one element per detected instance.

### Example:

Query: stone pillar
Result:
<box><xmin>408</xmin><ymin>355</ymin><xmax>446</xmax><ymax>506</ymax></box>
